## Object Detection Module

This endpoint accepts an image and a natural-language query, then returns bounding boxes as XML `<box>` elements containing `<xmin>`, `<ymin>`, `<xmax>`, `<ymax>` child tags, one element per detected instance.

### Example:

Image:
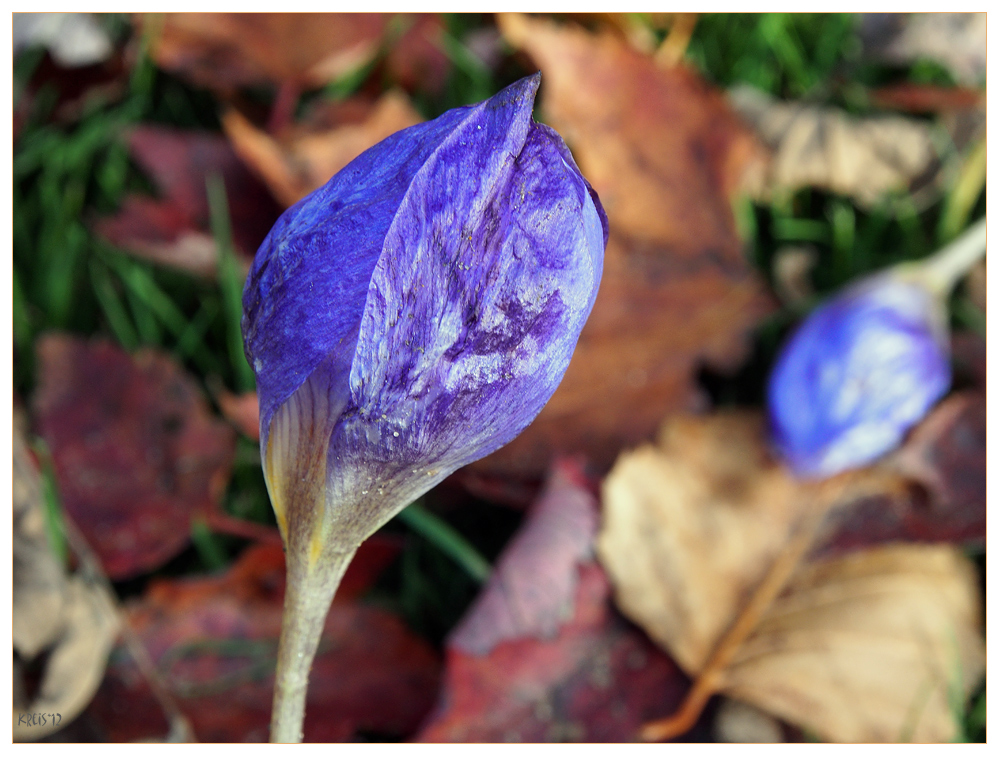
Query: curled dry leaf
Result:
<box><xmin>223</xmin><ymin>91</ymin><xmax>423</xmax><ymax>207</ymax></box>
<box><xmin>597</xmin><ymin>411</ymin><xmax>834</xmax><ymax>674</ymax></box>
<box><xmin>484</xmin><ymin>13</ymin><xmax>772</xmax><ymax>476</ymax></box>
<box><xmin>721</xmin><ymin>544</ymin><xmax>985</xmax><ymax>743</ymax></box>
<box><xmin>13</xmin><ymin>421</ymin><xmax>120</xmax><ymax>742</ymax></box>
<box><xmin>33</xmin><ymin>334</ymin><xmax>236</xmax><ymax>579</ymax></box>
<box><xmin>15</xmin><ymin>578</ymin><xmax>120</xmax><ymax>742</ymax></box>
<box><xmin>598</xmin><ymin>410</ymin><xmax>985</xmax><ymax>742</ymax></box>
<box><xmin>890</xmin><ymin>391</ymin><xmax>985</xmax><ymax>519</ymax></box>
<box><xmin>730</xmin><ymin>85</ymin><xmax>939</xmax><ymax>207</ymax></box>
<box><xmin>85</xmin><ymin>543</ymin><xmax>439</xmax><ymax>742</ymax></box>
<box><xmin>418</xmin><ymin>458</ymin><xmax>690</xmax><ymax>742</ymax></box>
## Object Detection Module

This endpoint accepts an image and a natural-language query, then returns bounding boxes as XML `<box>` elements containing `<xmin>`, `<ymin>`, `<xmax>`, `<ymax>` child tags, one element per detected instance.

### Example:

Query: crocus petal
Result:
<box><xmin>767</xmin><ymin>275</ymin><xmax>951</xmax><ymax>478</ymax></box>
<box><xmin>243</xmin><ymin>74</ymin><xmax>607</xmax><ymax>549</ymax></box>
<box><xmin>242</xmin><ymin>104</ymin><xmax>476</xmax><ymax>448</ymax></box>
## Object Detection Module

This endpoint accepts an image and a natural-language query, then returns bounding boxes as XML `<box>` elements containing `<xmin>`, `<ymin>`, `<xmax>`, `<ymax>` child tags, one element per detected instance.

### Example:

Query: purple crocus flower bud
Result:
<box><xmin>242</xmin><ymin>72</ymin><xmax>606</xmax><ymax>567</ymax></box>
<box><xmin>768</xmin><ymin>217</ymin><xmax>986</xmax><ymax>480</ymax></box>
<box><xmin>767</xmin><ymin>273</ymin><xmax>952</xmax><ymax>479</ymax></box>
<box><xmin>243</xmin><ymin>73</ymin><xmax>606</xmax><ymax>742</ymax></box>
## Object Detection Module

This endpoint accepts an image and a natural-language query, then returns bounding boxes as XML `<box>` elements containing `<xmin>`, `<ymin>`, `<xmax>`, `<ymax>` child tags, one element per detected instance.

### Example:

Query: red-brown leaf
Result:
<box><xmin>417</xmin><ymin>458</ymin><xmax>690</xmax><ymax>742</ymax></box>
<box><xmin>85</xmin><ymin>543</ymin><xmax>439</xmax><ymax>742</ymax></box>
<box><xmin>139</xmin><ymin>13</ymin><xmax>389</xmax><ymax>92</ymax></box>
<box><xmin>449</xmin><ymin>458</ymin><xmax>598</xmax><ymax>655</ymax></box>
<box><xmin>417</xmin><ymin>564</ymin><xmax>689</xmax><ymax>742</ymax></box>
<box><xmin>814</xmin><ymin>391</ymin><xmax>985</xmax><ymax>559</ymax></box>
<box><xmin>33</xmin><ymin>335</ymin><xmax>236</xmax><ymax>579</ymax></box>
<box><xmin>95</xmin><ymin>126</ymin><xmax>282</xmax><ymax>276</ymax></box>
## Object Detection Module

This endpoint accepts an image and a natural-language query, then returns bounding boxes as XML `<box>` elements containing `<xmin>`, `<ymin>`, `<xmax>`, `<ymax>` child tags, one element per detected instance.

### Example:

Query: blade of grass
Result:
<box><xmin>206</xmin><ymin>173</ymin><xmax>256</xmax><ymax>392</ymax></box>
<box><xmin>436</xmin><ymin>30</ymin><xmax>493</xmax><ymax>104</ymax></box>
<box><xmin>12</xmin><ymin>267</ymin><xmax>32</xmax><ymax>351</ymax></box>
<box><xmin>90</xmin><ymin>258</ymin><xmax>139</xmax><ymax>350</ymax></box>
<box><xmin>772</xmin><ymin>216</ymin><xmax>830</xmax><ymax>244</ymax></box>
<box><xmin>102</xmin><ymin>250</ymin><xmax>218</xmax><ymax>372</ymax></box>
<box><xmin>396</xmin><ymin>501</ymin><xmax>491</xmax><ymax>584</ymax></box>
<box><xmin>175</xmin><ymin>298</ymin><xmax>220</xmax><ymax>364</ymax></box>
<box><xmin>190</xmin><ymin>518</ymin><xmax>229</xmax><ymax>571</ymax></box>
<box><xmin>828</xmin><ymin>198</ymin><xmax>856</xmax><ymax>282</ymax></box>
<box><xmin>938</xmin><ymin>138</ymin><xmax>986</xmax><ymax>245</ymax></box>
<box><xmin>29</xmin><ymin>440</ymin><xmax>69</xmax><ymax>569</ymax></box>
<box><xmin>124</xmin><ymin>280</ymin><xmax>163</xmax><ymax>344</ymax></box>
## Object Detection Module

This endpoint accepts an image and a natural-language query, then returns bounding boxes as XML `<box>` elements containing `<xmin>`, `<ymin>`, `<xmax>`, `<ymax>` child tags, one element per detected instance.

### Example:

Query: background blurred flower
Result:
<box><xmin>768</xmin><ymin>219</ymin><xmax>986</xmax><ymax>478</ymax></box>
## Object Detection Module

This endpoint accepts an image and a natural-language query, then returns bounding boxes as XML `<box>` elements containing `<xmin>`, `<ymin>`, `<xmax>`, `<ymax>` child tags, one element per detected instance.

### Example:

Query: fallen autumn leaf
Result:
<box><xmin>418</xmin><ymin>460</ymin><xmax>690</xmax><ymax>742</ymax></box>
<box><xmin>85</xmin><ymin>542</ymin><xmax>439</xmax><ymax>742</ymax></box>
<box><xmin>33</xmin><ymin>334</ymin><xmax>236</xmax><ymax>579</ymax></box>
<box><xmin>730</xmin><ymin>85</ymin><xmax>939</xmax><ymax>207</ymax></box>
<box><xmin>721</xmin><ymin>543</ymin><xmax>985</xmax><ymax>743</ymax></box>
<box><xmin>223</xmin><ymin>91</ymin><xmax>423</xmax><ymax>207</ymax></box>
<box><xmin>14</xmin><ymin>419</ymin><xmax>120</xmax><ymax>742</ymax></box>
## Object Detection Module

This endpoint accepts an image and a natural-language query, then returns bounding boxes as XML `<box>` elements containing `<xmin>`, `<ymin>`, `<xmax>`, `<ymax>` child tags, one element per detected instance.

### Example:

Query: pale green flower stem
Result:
<box><xmin>270</xmin><ymin>543</ymin><xmax>357</xmax><ymax>744</ymax></box>
<box><xmin>906</xmin><ymin>217</ymin><xmax>987</xmax><ymax>297</ymax></box>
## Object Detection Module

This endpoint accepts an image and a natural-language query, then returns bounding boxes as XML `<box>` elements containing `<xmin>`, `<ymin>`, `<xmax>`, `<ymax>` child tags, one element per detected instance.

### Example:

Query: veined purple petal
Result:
<box><xmin>767</xmin><ymin>275</ymin><xmax>951</xmax><ymax>478</ymax></box>
<box><xmin>242</xmin><ymin>103</ymin><xmax>475</xmax><ymax>448</ymax></box>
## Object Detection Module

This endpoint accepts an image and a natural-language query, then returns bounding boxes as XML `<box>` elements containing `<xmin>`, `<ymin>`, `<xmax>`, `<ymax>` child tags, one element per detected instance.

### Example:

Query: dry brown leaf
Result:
<box><xmin>93</xmin><ymin>126</ymin><xmax>282</xmax><ymax>276</ymax></box>
<box><xmin>860</xmin><ymin>13</ymin><xmax>986</xmax><ymax>87</ymax></box>
<box><xmin>599</xmin><ymin>410</ymin><xmax>985</xmax><ymax>743</ymax></box>
<box><xmin>13</xmin><ymin>420</ymin><xmax>120</xmax><ymax>742</ymax></box>
<box><xmin>13</xmin><ymin>429</ymin><xmax>67</xmax><ymax>658</ymax></box>
<box><xmin>730</xmin><ymin>85</ymin><xmax>939</xmax><ymax>207</ymax></box>
<box><xmin>224</xmin><ymin>91</ymin><xmax>423</xmax><ymax>207</ymax></box>
<box><xmin>481</xmin><ymin>14</ymin><xmax>772</xmax><ymax>476</ymax></box>
<box><xmin>721</xmin><ymin>544</ymin><xmax>985</xmax><ymax>743</ymax></box>
<box><xmin>140</xmin><ymin>13</ymin><xmax>388</xmax><ymax>92</ymax></box>
<box><xmin>597</xmin><ymin>412</ymin><xmax>832</xmax><ymax>674</ymax></box>
<box><xmin>448</xmin><ymin>458</ymin><xmax>598</xmax><ymax>656</ymax></box>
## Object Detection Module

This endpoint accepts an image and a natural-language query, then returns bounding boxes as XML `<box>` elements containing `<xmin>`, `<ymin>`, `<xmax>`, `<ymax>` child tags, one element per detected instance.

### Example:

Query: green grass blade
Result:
<box><xmin>396</xmin><ymin>501</ymin><xmax>492</xmax><ymax>584</ymax></box>
<box><xmin>90</xmin><ymin>259</ymin><xmax>139</xmax><ymax>350</ymax></box>
<box><xmin>206</xmin><ymin>173</ymin><xmax>256</xmax><ymax>392</ymax></box>
<box><xmin>30</xmin><ymin>440</ymin><xmax>69</xmax><ymax>568</ymax></box>
<box><xmin>12</xmin><ymin>267</ymin><xmax>32</xmax><ymax>351</ymax></box>
<box><xmin>191</xmin><ymin>518</ymin><xmax>229</xmax><ymax>572</ymax></box>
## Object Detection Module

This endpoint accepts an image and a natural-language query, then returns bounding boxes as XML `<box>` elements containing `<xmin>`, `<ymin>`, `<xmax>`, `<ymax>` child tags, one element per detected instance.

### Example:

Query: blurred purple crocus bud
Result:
<box><xmin>241</xmin><ymin>74</ymin><xmax>607</xmax><ymax>742</ymax></box>
<box><xmin>768</xmin><ymin>219</ymin><xmax>986</xmax><ymax>479</ymax></box>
